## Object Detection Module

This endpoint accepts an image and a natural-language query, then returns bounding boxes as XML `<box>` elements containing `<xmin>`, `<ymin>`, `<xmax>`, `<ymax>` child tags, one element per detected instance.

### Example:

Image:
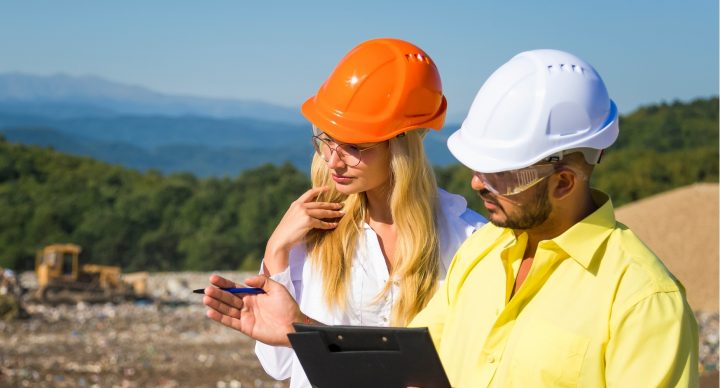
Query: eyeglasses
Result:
<box><xmin>312</xmin><ymin>135</ymin><xmax>385</xmax><ymax>167</ymax></box>
<box><xmin>475</xmin><ymin>163</ymin><xmax>558</xmax><ymax>197</ymax></box>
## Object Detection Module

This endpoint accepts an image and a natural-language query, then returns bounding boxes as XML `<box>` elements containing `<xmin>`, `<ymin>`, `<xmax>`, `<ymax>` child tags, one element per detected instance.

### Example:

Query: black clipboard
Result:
<box><xmin>287</xmin><ymin>324</ymin><xmax>451</xmax><ymax>388</ymax></box>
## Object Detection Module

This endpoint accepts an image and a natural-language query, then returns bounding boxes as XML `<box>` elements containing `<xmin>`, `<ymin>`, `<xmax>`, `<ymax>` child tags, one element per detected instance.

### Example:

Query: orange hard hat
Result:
<box><xmin>301</xmin><ymin>38</ymin><xmax>447</xmax><ymax>144</ymax></box>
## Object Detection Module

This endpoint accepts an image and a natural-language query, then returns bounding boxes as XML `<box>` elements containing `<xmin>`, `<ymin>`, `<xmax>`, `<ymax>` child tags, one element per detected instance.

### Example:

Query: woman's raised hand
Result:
<box><xmin>263</xmin><ymin>187</ymin><xmax>344</xmax><ymax>274</ymax></box>
<box><xmin>203</xmin><ymin>274</ymin><xmax>302</xmax><ymax>347</ymax></box>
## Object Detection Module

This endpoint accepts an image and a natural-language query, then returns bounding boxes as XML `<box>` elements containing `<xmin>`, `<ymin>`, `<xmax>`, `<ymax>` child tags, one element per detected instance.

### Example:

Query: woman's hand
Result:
<box><xmin>263</xmin><ymin>187</ymin><xmax>344</xmax><ymax>274</ymax></box>
<box><xmin>203</xmin><ymin>274</ymin><xmax>302</xmax><ymax>347</ymax></box>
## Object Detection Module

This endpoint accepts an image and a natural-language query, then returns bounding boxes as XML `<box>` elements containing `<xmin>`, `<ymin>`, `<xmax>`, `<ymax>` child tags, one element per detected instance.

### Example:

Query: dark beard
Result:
<box><xmin>480</xmin><ymin>180</ymin><xmax>552</xmax><ymax>230</ymax></box>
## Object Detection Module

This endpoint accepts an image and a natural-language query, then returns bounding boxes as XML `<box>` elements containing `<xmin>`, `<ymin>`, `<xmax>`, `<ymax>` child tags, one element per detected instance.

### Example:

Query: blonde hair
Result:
<box><xmin>305</xmin><ymin>130</ymin><xmax>440</xmax><ymax>326</ymax></box>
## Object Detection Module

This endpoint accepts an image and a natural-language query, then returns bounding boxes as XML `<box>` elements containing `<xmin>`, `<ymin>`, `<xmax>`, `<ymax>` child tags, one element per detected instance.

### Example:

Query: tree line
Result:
<box><xmin>0</xmin><ymin>97</ymin><xmax>716</xmax><ymax>272</ymax></box>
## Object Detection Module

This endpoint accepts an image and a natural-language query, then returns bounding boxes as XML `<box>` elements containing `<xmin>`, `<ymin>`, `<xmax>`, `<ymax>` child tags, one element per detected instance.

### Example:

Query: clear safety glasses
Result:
<box><xmin>475</xmin><ymin>163</ymin><xmax>558</xmax><ymax>197</ymax></box>
<box><xmin>312</xmin><ymin>135</ymin><xmax>385</xmax><ymax>167</ymax></box>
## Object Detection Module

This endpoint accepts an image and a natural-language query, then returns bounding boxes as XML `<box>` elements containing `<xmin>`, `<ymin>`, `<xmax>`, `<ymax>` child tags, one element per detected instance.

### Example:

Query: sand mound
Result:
<box><xmin>615</xmin><ymin>183</ymin><xmax>719</xmax><ymax>312</ymax></box>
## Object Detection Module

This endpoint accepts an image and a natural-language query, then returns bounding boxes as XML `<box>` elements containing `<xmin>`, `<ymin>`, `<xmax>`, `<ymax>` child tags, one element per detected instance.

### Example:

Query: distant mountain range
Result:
<box><xmin>0</xmin><ymin>72</ymin><xmax>306</xmax><ymax>123</ymax></box>
<box><xmin>0</xmin><ymin>73</ymin><xmax>460</xmax><ymax>175</ymax></box>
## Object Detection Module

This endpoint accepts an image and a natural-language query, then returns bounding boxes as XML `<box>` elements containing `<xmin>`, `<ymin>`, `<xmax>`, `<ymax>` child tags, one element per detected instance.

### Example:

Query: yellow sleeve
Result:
<box><xmin>408</xmin><ymin>274</ymin><xmax>451</xmax><ymax>349</ymax></box>
<box><xmin>605</xmin><ymin>291</ymin><xmax>699</xmax><ymax>387</ymax></box>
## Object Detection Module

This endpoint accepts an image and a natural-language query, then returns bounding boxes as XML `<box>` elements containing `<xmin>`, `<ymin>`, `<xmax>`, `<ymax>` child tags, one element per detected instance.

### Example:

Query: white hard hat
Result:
<box><xmin>448</xmin><ymin>49</ymin><xmax>619</xmax><ymax>173</ymax></box>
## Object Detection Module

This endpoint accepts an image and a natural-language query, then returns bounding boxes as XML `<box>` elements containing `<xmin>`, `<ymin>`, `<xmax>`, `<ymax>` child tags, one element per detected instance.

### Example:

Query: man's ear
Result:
<box><xmin>551</xmin><ymin>169</ymin><xmax>577</xmax><ymax>200</ymax></box>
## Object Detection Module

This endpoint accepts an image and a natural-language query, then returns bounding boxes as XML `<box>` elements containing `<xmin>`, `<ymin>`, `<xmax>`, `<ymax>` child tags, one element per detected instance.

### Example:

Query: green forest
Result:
<box><xmin>0</xmin><ymin>97</ymin><xmax>717</xmax><ymax>272</ymax></box>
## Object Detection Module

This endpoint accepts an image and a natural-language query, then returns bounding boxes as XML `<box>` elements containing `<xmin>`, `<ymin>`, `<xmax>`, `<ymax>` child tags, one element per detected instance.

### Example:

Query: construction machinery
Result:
<box><xmin>33</xmin><ymin>243</ymin><xmax>148</xmax><ymax>305</ymax></box>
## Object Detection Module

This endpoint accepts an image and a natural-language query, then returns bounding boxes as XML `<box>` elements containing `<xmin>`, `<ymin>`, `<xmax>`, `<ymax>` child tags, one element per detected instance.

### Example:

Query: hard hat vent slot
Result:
<box><xmin>405</xmin><ymin>53</ymin><xmax>431</xmax><ymax>64</ymax></box>
<box><xmin>547</xmin><ymin>64</ymin><xmax>585</xmax><ymax>74</ymax></box>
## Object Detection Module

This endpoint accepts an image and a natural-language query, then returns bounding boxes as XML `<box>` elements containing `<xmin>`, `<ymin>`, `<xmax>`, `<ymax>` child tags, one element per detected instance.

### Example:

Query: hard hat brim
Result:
<box><xmin>302</xmin><ymin>95</ymin><xmax>446</xmax><ymax>144</ymax></box>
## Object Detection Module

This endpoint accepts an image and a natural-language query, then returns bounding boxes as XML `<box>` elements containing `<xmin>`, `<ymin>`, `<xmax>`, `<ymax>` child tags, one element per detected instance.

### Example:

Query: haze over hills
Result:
<box><xmin>0</xmin><ymin>72</ymin><xmax>306</xmax><ymax>123</ymax></box>
<box><xmin>0</xmin><ymin>73</ymin><xmax>460</xmax><ymax>176</ymax></box>
<box><xmin>1</xmin><ymin>73</ymin><xmax>715</xmax><ymax>178</ymax></box>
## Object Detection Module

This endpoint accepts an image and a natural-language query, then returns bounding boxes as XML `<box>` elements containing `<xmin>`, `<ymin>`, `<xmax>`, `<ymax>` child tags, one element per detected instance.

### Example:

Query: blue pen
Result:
<box><xmin>193</xmin><ymin>287</ymin><xmax>265</xmax><ymax>294</ymax></box>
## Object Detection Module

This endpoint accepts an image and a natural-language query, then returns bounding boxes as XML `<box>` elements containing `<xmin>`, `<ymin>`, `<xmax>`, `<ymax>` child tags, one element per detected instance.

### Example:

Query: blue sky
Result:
<box><xmin>0</xmin><ymin>0</ymin><xmax>717</xmax><ymax>119</ymax></box>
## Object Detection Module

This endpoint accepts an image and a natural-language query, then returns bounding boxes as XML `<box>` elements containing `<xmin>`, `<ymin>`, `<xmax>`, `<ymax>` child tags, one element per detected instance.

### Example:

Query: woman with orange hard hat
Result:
<box><xmin>202</xmin><ymin>38</ymin><xmax>485</xmax><ymax>387</ymax></box>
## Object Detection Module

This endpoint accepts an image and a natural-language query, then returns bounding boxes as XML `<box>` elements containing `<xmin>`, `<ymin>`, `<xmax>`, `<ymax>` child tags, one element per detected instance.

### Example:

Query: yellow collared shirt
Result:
<box><xmin>411</xmin><ymin>191</ymin><xmax>698</xmax><ymax>387</ymax></box>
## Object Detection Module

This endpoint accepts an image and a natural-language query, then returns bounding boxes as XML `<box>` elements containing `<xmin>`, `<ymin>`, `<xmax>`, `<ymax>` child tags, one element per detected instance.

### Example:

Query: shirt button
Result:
<box><xmin>488</xmin><ymin>355</ymin><xmax>496</xmax><ymax>363</ymax></box>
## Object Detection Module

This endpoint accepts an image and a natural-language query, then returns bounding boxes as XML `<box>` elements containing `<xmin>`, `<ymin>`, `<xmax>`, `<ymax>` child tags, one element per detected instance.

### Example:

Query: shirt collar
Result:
<box><xmin>437</xmin><ymin>188</ymin><xmax>468</xmax><ymax>218</ymax></box>
<box><xmin>551</xmin><ymin>190</ymin><xmax>617</xmax><ymax>268</ymax></box>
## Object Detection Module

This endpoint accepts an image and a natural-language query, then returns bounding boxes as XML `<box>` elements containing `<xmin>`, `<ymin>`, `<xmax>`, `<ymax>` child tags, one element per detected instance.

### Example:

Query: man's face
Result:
<box><xmin>472</xmin><ymin>175</ymin><xmax>552</xmax><ymax>230</ymax></box>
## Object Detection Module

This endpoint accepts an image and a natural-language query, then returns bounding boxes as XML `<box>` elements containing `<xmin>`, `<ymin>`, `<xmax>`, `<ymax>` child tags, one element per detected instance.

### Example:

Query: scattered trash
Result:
<box><xmin>1</xmin><ymin>271</ymin><xmax>285</xmax><ymax>387</ymax></box>
<box><xmin>0</xmin><ymin>267</ymin><xmax>28</xmax><ymax>321</ymax></box>
<box><xmin>2</xmin><ymin>271</ymin><xmax>716</xmax><ymax>386</ymax></box>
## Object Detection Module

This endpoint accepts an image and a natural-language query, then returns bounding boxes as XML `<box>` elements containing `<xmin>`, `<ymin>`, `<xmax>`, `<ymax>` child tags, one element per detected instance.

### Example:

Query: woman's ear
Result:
<box><xmin>551</xmin><ymin>169</ymin><xmax>577</xmax><ymax>200</ymax></box>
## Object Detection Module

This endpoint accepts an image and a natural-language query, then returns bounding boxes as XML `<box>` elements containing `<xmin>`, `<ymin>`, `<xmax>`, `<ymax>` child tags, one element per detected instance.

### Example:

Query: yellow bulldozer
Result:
<box><xmin>33</xmin><ymin>243</ymin><xmax>149</xmax><ymax>305</ymax></box>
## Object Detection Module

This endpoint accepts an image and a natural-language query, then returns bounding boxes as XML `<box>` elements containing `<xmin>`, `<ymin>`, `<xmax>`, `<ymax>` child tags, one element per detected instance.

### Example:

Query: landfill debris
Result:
<box><xmin>698</xmin><ymin>311</ymin><xmax>719</xmax><ymax>375</ymax></box>
<box><xmin>2</xmin><ymin>271</ymin><xmax>286</xmax><ymax>388</ymax></box>
<box><xmin>0</xmin><ymin>267</ymin><xmax>28</xmax><ymax>321</ymax></box>
<box><xmin>3</xmin><ymin>271</ymin><xmax>718</xmax><ymax>387</ymax></box>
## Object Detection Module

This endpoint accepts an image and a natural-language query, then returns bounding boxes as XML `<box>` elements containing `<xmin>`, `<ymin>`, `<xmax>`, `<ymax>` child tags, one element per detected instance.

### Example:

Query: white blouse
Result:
<box><xmin>254</xmin><ymin>189</ymin><xmax>486</xmax><ymax>388</ymax></box>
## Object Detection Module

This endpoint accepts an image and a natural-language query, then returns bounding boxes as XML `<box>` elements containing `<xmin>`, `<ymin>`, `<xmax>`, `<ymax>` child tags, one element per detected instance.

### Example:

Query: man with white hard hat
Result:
<box><xmin>409</xmin><ymin>49</ymin><xmax>699</xmax><ymax>386</ymax></box>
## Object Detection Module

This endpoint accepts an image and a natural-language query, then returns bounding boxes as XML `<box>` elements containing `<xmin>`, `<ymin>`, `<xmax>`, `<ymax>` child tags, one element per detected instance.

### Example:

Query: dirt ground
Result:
<box><xmin>1</xmin><ymin>272</ymin><xmax>288</xmax><ymax>388</ymax></box>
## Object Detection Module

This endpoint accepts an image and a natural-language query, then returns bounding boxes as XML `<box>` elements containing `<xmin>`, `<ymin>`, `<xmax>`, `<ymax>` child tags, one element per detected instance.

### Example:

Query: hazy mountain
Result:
<box><xmin>0</xmin><ymin>126</ymin><xmax>315</xmax><ymax>177</ymax></box>
<box><xmin>0</xmin><ymin>72</ymin><xmax>460</xmax><ymax>175</ymax></box>
<box><xmin>0</xmin><ymin>122</ymin><xmax>459</xmax><ymax>176</ymax></box>
<box><xmin>0</xmin><ymin>72</ymin><xmax>305</xmax><ymax>123</ymax></box>
<box><xmin>0</xmin><ymin>111</ymin><xmax>307</xmax><ymax>149</ymax></box>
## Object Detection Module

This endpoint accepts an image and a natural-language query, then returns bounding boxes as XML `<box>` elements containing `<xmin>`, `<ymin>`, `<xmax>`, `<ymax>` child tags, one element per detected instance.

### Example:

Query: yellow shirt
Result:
<box><xmin>410</xmin><ymin>191</ymin><xmax>698</xmax><ymax>387</ymax></box>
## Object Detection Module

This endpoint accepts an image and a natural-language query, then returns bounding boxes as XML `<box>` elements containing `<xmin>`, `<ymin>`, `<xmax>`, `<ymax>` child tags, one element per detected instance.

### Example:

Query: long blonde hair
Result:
<box><xmin>305</xmin><ymin>129</ymin><xmax>440</xmax><ymax>326</ymax></box>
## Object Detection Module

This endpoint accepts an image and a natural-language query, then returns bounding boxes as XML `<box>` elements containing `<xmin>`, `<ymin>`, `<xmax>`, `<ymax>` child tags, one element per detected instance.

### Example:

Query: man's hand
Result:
<box><xmin>202</xmin><ymin>274</ymin><xmax>301</xmax><ymax>346</ymax></box>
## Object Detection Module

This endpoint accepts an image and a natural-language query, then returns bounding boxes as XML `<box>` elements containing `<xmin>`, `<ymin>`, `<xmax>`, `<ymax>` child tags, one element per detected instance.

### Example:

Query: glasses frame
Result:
<box><xmin>475</xmin><ymin>163</ymin><xmax>559</xmax><ymax>197</ymax></box>
<box><xmin>311</xmin><ymin>135</ymin><xmax>386</xmax><ymax>167</ymax></box>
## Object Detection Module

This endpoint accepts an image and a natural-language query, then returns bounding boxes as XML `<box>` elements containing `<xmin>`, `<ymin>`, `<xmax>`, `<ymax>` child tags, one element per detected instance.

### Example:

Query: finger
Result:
<box><xmin>303</xmin><ymin>201</ymin><xmax>344</xmax><ymax>210</ymax></box>
<box><xmin>202</xmin><ymin>293</ymin><xmax>242</xmax><ymax>313</ymax></box>
<box><xmin>312</xmin><ymin>220</ymin><xmax>339</xmax><ymax>230</ymax></box>
<box><xmin>209</xmin><ymin>274</ymin><xmax>239</xmax><ymax>288</ymax></box>
<box><xmin>244</xmin><ymin>274</ymin><xmax>272</xmax><ymax>290</ymax></box>
<box><xmin>206</xmin><ymin>307</ymin><xmax>243</xmax><ymax>332</ymax></box>
<box><xmin>205</xmin><ymin>286</ymin><xmax>245</xmax><ymax>309</ymax></box>
<box><xmin>296</xmin><ymin>186</ymin><xmax>330</xmax><ymax>203</ymax></box>
<box><xmin>305</xmin><ymin>208</ymin><xmax>345</xmax><ymax>219</ymax></box>
<box><xmin>203</xmin><ymin>294</ymin><xmax>243</xmax><ymax>318</ymax></box>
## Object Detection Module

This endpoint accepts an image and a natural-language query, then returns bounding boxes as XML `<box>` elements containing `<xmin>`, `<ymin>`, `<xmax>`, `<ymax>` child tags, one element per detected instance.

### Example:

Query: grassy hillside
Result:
<box><xmin>0</xmin><ymin>139</ymin><xmax>308</xmax><ymax>271</ymax></box>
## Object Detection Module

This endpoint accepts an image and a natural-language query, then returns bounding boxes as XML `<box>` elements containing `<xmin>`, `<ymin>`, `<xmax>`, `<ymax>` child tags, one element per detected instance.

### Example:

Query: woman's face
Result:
<box><xmin>314</xmin><ymin>133</ymin><xmax>392</xmax><ymax>196</ymax></box>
